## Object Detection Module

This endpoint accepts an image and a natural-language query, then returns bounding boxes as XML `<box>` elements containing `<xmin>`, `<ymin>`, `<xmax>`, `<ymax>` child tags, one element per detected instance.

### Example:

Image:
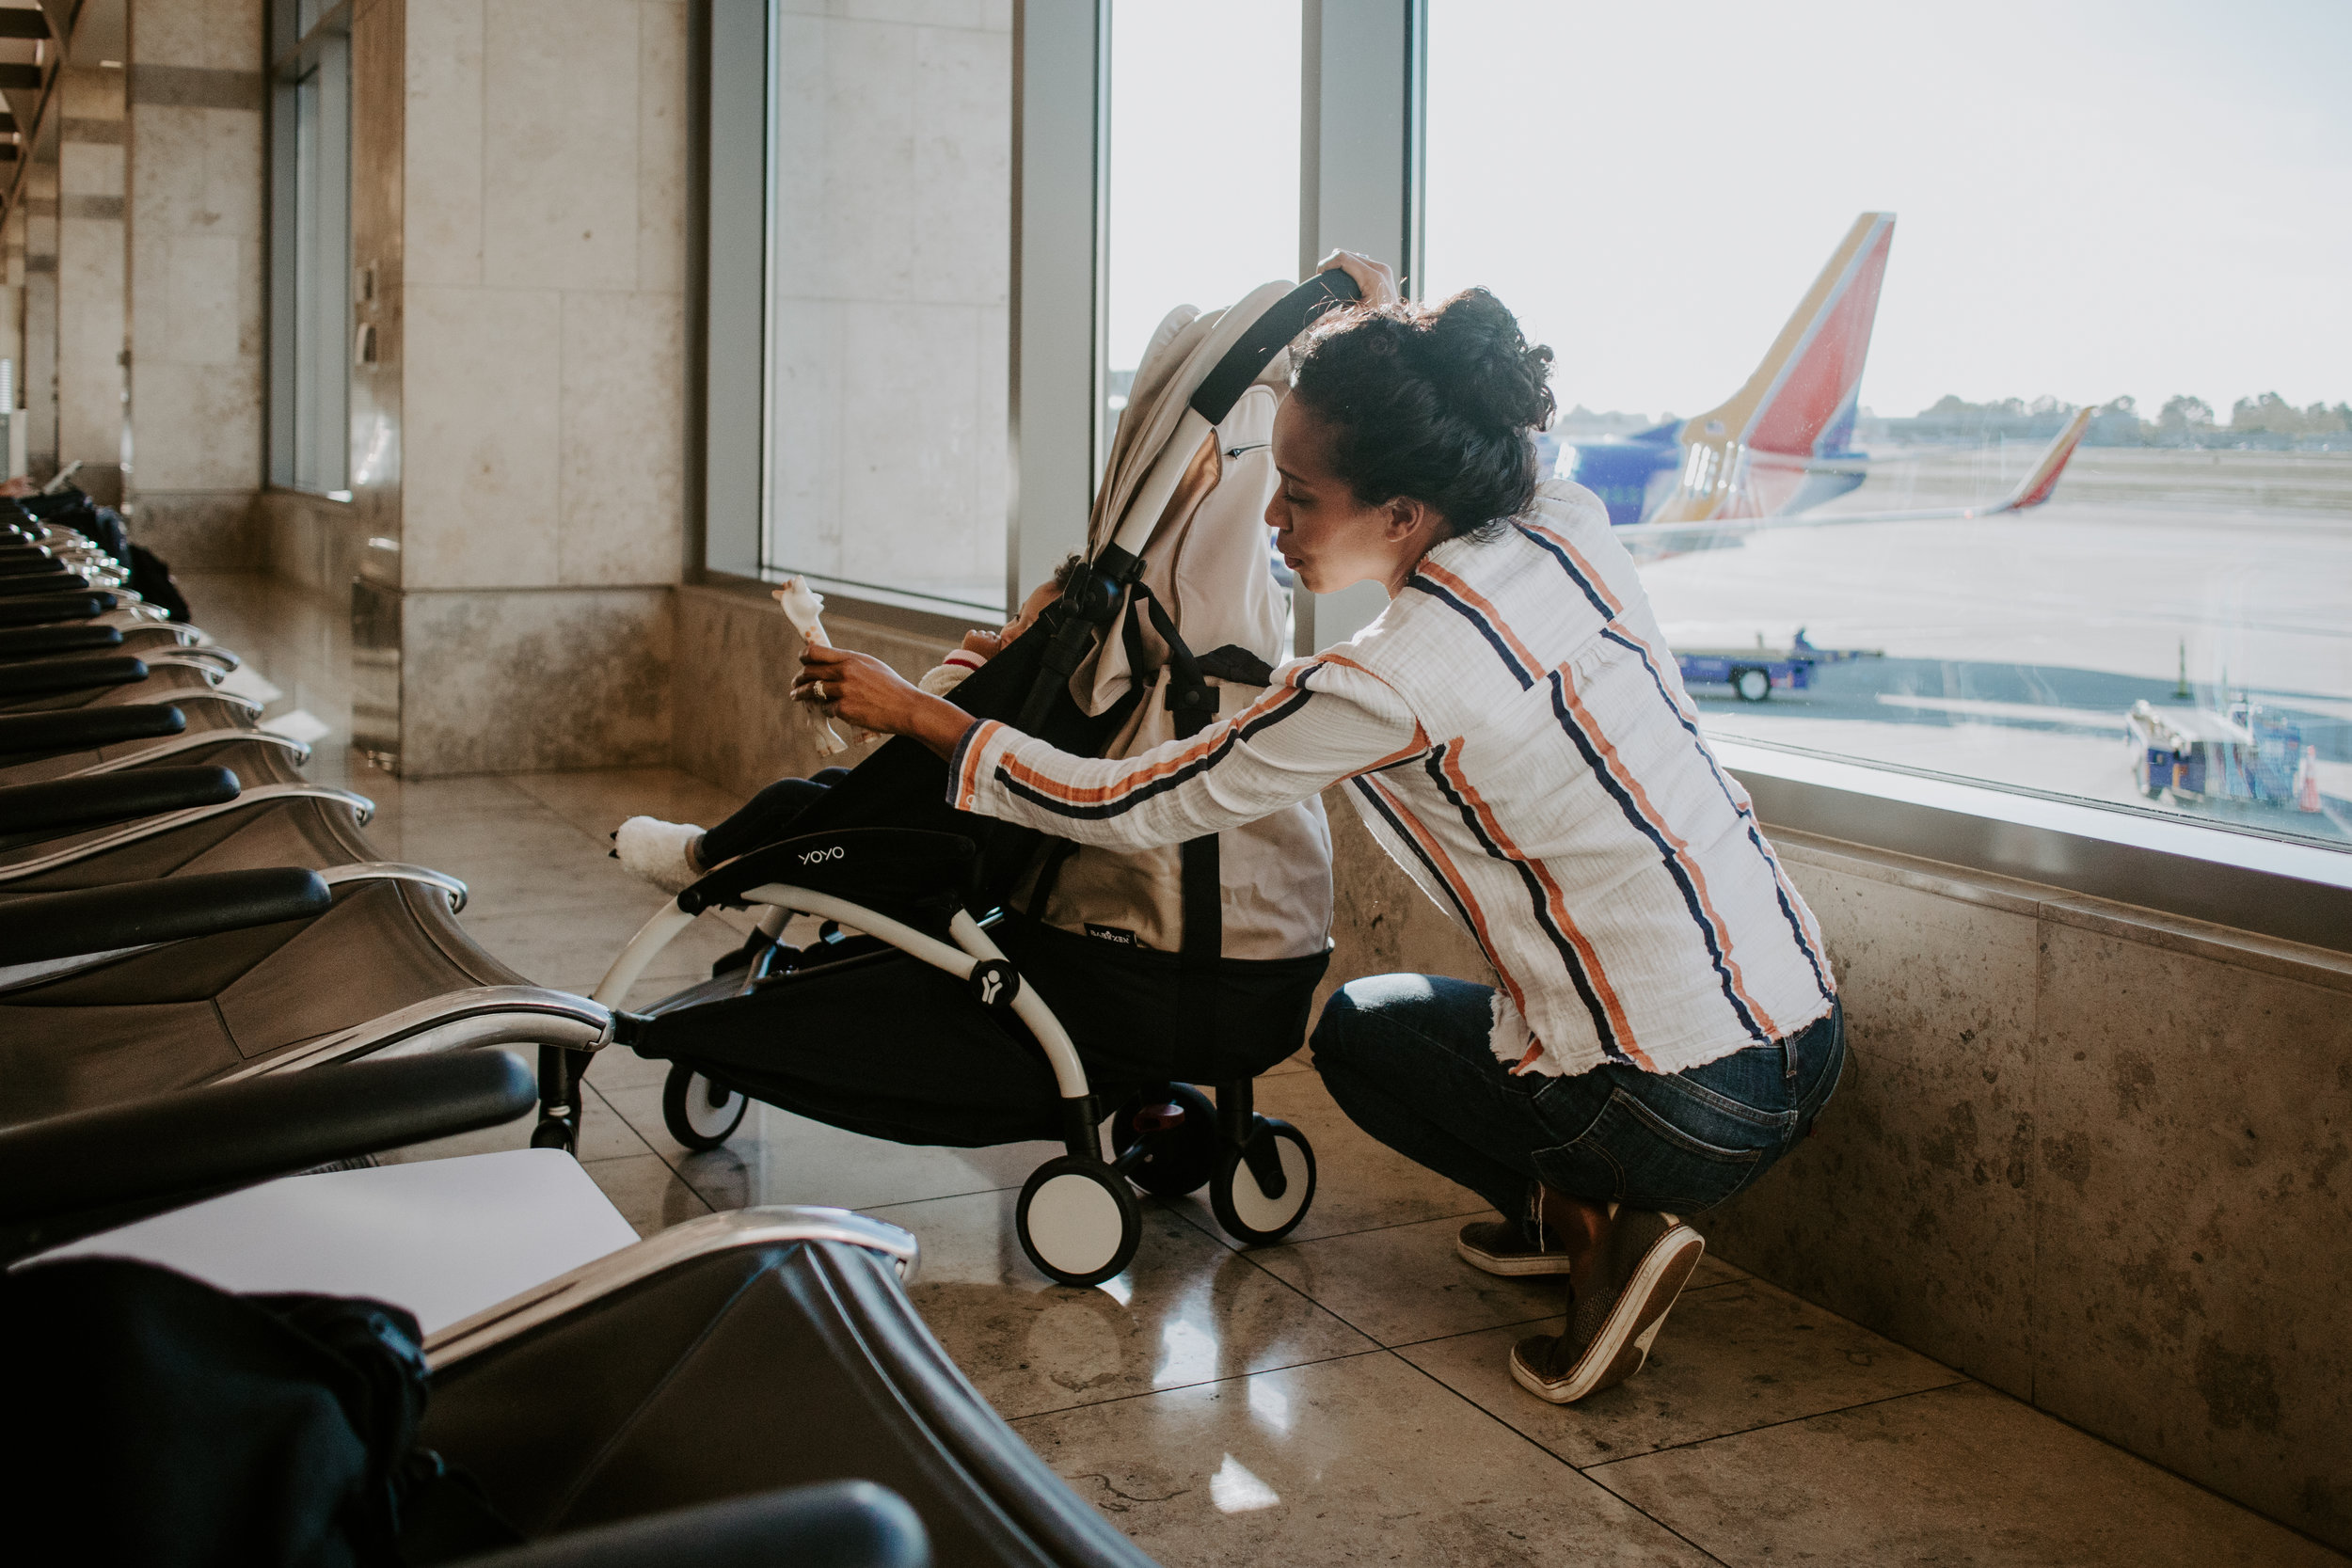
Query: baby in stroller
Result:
<box><xmin>580</xmin><ymin>274</ymin><xmax>1363</xmax><ymax>1287</ymax></box>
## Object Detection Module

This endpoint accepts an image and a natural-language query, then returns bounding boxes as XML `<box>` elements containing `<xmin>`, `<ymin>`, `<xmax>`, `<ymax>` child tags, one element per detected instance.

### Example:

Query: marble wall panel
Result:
<box><xmin>400</xmin><ymin>283</ymin><xmax>562</xmax><ymax>588</ymax></box>
<box><xmin>130</xmin><ymin>0</ymin><xmax>262</xmax><ymax>72</ymax></box>
<box><xmin>135</xmin><ymin>490</ymin><xmax>263</xmax><ymax>570</ymax></box>
<box><xmin>161</xmin><ymin>230</ymin><xmax>242</xmax><ymax>363</ymax></box>
<box><xmin>403</xmin><ymin>0</ymin><xmax>485</xmax><ymax>287</ymax></box>
<box><xmin>2030</xmin><ymin>920</ymin><xmax>2352</xmax><ymax>1548</ymax></box>
<box><xmin>557</xmin><ymin>288</ymin><xmax>684</xmax><ymax>586</ymax></box>
<box><xmin>399</xmin><ymin>585</ymin><xmax>674</xmax><ymax>774</ymax></box>
<box><xmin>635</xmin><ymin>0</ymin><xmax>687</xmax><ymax>295</ymax></box>
<box><xmin>129</xmin><ymin>343</ymin><xmax>264</xmax><ymax>510</ymax></box>
<box><xmin>670</xmin><ymin>582</ymin><xmax>955</xmax><ymax>799</ymax></box>
<box><xmin>480</xmin><ymin>0</ymin><xmax>641</xmax><ymax>293</ymax></box>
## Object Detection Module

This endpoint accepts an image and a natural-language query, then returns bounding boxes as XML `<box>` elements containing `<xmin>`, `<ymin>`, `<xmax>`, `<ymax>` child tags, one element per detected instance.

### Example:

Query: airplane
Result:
<box><xmin>1561</xmin><ymin>211</ymin><xmax>2093</xmax><ymax>545</ymax></box>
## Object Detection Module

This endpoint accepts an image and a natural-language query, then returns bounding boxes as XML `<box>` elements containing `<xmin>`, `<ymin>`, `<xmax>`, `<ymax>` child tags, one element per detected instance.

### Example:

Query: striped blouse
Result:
<box><xmin>949</xmin><ymin>480</ymin><xmax>1837</xmax><ymax>1078</ymax></box>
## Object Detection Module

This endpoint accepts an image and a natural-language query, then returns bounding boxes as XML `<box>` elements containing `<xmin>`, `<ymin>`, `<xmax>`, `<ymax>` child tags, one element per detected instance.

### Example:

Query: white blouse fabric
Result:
<box><xmin>949</xmin><ymin>480</ymin><xmax>1837</xmax><ymax>1078</ymax></box>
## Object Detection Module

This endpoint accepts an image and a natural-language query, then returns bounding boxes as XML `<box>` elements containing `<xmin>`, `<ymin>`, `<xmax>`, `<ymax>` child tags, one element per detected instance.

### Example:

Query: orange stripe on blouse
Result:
<box><xmin>1521</xmin><ymin>519</ymin><xmax>1627</xmax><ymax>618</ymax></box>
<box><xmin>993</xmin><ymin>682</ymin><xmax>1307</xmax><ymax>808</ymax></box>
<box><xmin>1553</xmin><ymin>671</ymin><xmax>1781</xmax><ymax>1039</ymax></box>
<box><xmin>1417</xmin><ymin>560</ymin><xmax>1547</xmax><ymax>675</ymax></box>
<box><xmin>1437</xmin><ymin>748</ymin><xmax>1650</xmax><ymax>1069</ymax></box>
<box><xmin>1362</xmin><ymin>772</ymin><xmax>1529</xmax><ymax>1021</ymax></box>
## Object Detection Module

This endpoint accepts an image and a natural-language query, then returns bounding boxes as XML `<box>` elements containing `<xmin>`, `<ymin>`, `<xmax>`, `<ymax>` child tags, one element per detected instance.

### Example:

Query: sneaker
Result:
<box><xmin>614</xmin><ymin>816</ymin><xmax>706</xmax><ymax>895</ymax></box>
<box><xmin>1509</xmin><ymin>1211</ymin><xmax>1704</xmax><ymax>1403</ymax></box>
<box><xmin>1456</xmin><ymin>1218</ymin><xmax>1575</xmax><ymax>1276</ymax></box>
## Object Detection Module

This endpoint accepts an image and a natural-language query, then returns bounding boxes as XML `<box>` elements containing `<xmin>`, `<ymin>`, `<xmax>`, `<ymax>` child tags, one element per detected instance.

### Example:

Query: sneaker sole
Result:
<box><xmin>1455</xmin><ymin>1238</ymin><xmax>1576</xmax><ymax>1277</ymax></box>
<box><xmin>1509</xmin><ymin>1227</ymin><xmax>1705</xmax><ymax>1403</ymax></box>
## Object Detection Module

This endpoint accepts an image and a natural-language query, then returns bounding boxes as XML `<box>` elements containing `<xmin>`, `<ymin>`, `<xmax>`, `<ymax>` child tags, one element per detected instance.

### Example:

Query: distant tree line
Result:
<box><xmin>1864</xmin><ymin>392</ymin><xmax>2352</xmax><ymax>450</ymax></box>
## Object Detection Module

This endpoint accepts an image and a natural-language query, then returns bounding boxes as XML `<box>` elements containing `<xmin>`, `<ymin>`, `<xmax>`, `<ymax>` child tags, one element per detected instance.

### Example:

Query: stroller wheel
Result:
<box><xmin>1016</xmin><ymin>1156</ymin><xmax>1142</xmax><ymax>1288</ymax></box>
<box><xmin>1110</xmin><ymin>1083</ymin><xmax>1217</xmax><ymax>1197</ymax></box>
<box><xmin>661</xmin><ymin>1063</ymin><xmax>748</xmax><ymax>1151</ymax></box>
<box><xmin>1211</xmin><ymin>1117</ymin><xmax>1316</xmax><ymax>1246</ymax></box>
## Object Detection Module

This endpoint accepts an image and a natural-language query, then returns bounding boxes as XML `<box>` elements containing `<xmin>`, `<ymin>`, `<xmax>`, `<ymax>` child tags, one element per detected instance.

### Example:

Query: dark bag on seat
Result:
<box><xmin>1</xmin><ymin>1257</ymin><xmax>516</xmax><ymax>1566</ymax></box>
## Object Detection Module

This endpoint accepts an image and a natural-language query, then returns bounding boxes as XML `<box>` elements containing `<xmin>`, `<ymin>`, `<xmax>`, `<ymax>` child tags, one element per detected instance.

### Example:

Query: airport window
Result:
<box><xmin>1100</xmin><ymin>0</ymin><xmax>1301</xmax><ymax>467</ymax></box>
<box><xmin>762</xmin><ymin>4</ymin><xmax>1014</xmax><ymax>615</ymax></box>
<box><xmin>265</xmin><ymin>1</ymin><xmax>351</xmax><ymax>497</ymax></box>
<box><xmin>1422</xmin><ymin>1</ymin><xmax>2350</xmax><ymax>857</ymax></box>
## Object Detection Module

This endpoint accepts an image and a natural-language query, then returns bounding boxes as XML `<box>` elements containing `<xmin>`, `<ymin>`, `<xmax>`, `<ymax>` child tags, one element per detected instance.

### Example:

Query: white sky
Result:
<box><xmin>1104</xmin><ymin>1</ymin><xmax>1300</xmax><ymax>373</ymax></box>
<box><xmin>1425</xmin><ymin>0</ymin><xmax>2352</xmax><ymax>420</ymax></box>
<box><xmin>1105</xmin><ymin>0</ymin><xmax>2352</xmax><ymax>422</ymax></box>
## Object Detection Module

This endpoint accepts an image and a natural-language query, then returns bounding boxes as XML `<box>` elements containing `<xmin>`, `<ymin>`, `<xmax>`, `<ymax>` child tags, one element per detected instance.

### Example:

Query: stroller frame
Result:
<box><xmin>554</xmin><ymin>828</ymin><xmax>1315</xmax><ymax>1287</ymax></box>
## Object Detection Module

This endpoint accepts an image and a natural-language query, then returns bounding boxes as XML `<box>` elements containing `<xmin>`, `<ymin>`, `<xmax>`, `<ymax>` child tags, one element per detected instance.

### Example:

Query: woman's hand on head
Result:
<box><xmin>1315</xmin><ymin>249</ymin><xmax>1401</xmax><ymax>309</ymax></box>
<box><xmin>795</xmin><ymin>645</ymin><xmax>977</xmax><ymax>759</ymax></box>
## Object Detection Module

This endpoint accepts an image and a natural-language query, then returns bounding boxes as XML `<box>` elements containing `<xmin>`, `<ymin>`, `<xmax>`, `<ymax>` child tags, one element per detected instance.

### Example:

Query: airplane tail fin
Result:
<box><xmin>1991</xmin><ymin>406</ymin><xmax>2093</xmax><ymax>513</ymax></box>
<box><xmin>1653</xmin><ymin>213</ymin><xmax>1896</xmax><ymax>524</ymax></box>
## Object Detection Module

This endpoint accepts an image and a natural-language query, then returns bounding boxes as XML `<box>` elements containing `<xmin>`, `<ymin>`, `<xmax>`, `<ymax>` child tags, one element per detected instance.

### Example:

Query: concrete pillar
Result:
<box><xmin>54</xmin><ymin>62</ymin><xmax>126</xmax><ymax>505</ymax></box>
<box><xmin>125</xmin><ymin>0</ymin><xmax>267</xmax><ymax>568</ymax></box>
<box><xmin>21</xmin><ymin>115</ymin><xmax>56</xmax><ymax>477</ymax></box>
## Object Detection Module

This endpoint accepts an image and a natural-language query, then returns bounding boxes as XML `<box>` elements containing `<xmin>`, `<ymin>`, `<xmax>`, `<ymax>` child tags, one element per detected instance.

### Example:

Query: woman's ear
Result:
<box><xmin>1382</xmin><ymin>496</ymin><xmax>1438</xmax><ymax>543</ymax></box>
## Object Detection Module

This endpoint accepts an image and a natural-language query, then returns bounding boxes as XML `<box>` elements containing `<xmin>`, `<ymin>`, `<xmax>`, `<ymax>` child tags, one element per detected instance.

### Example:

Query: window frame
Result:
<box><xmin>264</xmin><ymin>0</ymin><xmax>353</xmax><ymax>500</ymax></box>
<box><xmin>699</xmin><ymin>0</ymin><xmax>2352</xmax><ymax>942</ymax></box>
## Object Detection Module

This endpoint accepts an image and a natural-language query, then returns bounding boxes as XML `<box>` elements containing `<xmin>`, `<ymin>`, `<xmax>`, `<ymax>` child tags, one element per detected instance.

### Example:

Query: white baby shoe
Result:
<box><xmin>614</xmin><ymin>816</ymin><xmax>706</xmax><ymax>895</ymax></box>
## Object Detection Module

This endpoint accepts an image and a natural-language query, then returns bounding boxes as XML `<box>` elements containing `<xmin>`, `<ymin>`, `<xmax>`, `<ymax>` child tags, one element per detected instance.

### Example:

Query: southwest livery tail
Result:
<box><xmin>1992</xmin><ymin>405</ymin><xmax>2092</xmax><ymax>513</ymax></box>
<box><xmin>1650</xmin><ymin>213</ymin><xmax>1896</xmax><ymax>525</ymax></box>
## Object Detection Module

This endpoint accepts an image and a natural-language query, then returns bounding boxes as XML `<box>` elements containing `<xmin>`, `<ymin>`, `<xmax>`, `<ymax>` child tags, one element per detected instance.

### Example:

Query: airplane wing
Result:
<box><xmin>1612</xmin><ymin>406</ymin><xmax>2093</xmax><ymax>542</ymax></box>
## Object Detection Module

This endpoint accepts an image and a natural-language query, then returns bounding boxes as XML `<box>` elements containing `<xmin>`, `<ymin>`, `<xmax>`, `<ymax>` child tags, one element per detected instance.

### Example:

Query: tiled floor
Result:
<box><xmin>188</xmin><ymin>575</ymin><xmax>2338</xmax><ymax>1567</ymax></box>
<box><xmin>337</xmin><ymin>761</ymin><xmax>2341</xmax><ymax>1568</ymax></box>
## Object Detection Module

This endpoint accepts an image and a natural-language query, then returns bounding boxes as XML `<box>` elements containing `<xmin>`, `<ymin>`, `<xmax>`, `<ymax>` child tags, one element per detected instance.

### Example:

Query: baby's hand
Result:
<box><xmin>961</xmin><ymin>628</ymin><xmax>1007</xmax><ymax>660</ymax></box>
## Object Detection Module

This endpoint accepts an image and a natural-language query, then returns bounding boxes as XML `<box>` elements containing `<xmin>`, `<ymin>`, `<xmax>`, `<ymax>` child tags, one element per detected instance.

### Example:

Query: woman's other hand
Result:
<box><xmin>796</xmin><ymin>644</ymin><xmax>976</xmax><ymax>759</ymax></box>
<box><xmin>1316</xmin><ymin>249</ymin><xmax>1401</xmax><ymax>309</ymax></box>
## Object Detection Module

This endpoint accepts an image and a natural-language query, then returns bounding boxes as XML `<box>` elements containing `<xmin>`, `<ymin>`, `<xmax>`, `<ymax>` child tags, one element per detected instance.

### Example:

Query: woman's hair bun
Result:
<box><xmin>1411</xmin><ymin>288</ymin><xmax>1557</xmax><ymax>435</ymax></box>
<box><xmin>1290</xmin><ymin>286</ymin><xmax>1558</xmax><ymax>535</ymax></box>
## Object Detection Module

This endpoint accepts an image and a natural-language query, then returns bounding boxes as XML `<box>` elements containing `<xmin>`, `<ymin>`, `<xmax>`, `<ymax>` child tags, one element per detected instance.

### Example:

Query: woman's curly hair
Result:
<box><xmin>1289</xmin><ymin>287</ymin><xmax>1555</xmax><ymax>539</ymax></box>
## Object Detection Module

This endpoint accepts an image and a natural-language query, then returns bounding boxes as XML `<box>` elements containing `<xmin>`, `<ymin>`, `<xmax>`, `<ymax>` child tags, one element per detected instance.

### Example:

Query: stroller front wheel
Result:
<box><xmin>1211</xmin><ymin>1117</ymin><xmax>1316</xmax><ymax>1245</ymax></box>
<box><xmin>661</xmin><ymin>1063</ymin><xmax>749</xmax><ymax>1151</ymax></box>
<box><xmin>1016</xmin><ymin>1156</ymin><xmax>1142</xmax><ymax>1288</ymax></box>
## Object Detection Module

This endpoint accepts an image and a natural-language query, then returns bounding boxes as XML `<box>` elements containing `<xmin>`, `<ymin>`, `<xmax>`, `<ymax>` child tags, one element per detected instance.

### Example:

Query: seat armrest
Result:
<box><xmin>0</xmin><ymin>703</ymin><xmax>183</xmax><ymax>757</ymax></box>
<box><xmin>0</xmin><ymin>623</ymin><xmax>125</xmax><ymax>662</ymax></box>
<box><xmin>0</xmin><ymin>763</ymin><xmax>237</xmax><ymax>836</ymax></box>
<box><xmin>457</xmin><ymin>1483</ymin><xmax>930</xmax><ymax>1568</ymax></box>
<box><xmin>0</xmin><ymin>1052</ymin><xmax>540</xmax><ymax>1260</ymax></box>
<box><xmin>0</xmin><ymin>654</ymin><xmax>146</xmax><ymax>699</ymax></box>
<box><xmin>0</xmin><ymin>593</ymin><xmax>109</xmax><ymax>627</ymax></box>
<box><xmin>0</xmin><ymin>864</ymin><xmax>328</xmax><ymax>965</ymax></box>
<box><xmin>0</xmin><ymin>568</ymin><xmax>84</xmax><ymax>594</ymax></box>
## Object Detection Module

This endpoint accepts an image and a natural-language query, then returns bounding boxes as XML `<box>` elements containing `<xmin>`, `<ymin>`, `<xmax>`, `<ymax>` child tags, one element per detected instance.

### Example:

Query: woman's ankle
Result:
<box><xmin>1536</xmin><ymin>1185</ymin><xmax>1615</xmax><ymax>1267</ymax></box>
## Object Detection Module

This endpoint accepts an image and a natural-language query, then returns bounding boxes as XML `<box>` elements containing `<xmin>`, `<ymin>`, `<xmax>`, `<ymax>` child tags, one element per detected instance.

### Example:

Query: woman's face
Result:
<box><xmin>1266</xmin><ymin>397</ymin><xmax>1441</xmax><ymax>596</ymax></box>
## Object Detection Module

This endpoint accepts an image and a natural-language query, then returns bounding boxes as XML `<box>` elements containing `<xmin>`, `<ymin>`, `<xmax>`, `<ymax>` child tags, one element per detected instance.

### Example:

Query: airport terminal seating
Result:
<box><xmin>0</xmin><ymin>500</ymin><xmax>1170</xmax><ymax>1563</ymax></box>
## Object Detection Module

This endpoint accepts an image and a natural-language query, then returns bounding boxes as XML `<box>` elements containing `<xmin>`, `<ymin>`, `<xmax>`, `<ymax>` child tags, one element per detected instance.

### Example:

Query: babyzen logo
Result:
<box><xmin>797</xmin><ymin>845</ymin><xmax>846</xmax><ymax>865</ymax></box>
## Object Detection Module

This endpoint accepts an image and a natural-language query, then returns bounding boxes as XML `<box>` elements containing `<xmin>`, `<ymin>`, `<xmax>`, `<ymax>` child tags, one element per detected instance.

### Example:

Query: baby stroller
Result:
<box><xmin>548</xmin><ymin>273</ymin><xmax>1363</xmax><ymax>1288</ymax></box>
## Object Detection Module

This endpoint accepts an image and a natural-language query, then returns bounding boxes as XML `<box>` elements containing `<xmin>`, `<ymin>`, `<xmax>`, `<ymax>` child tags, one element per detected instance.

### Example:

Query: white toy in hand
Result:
<box><xmin>773</xmin><ymin>577</ymin><xmax>849</xmax><ymax>756</ymax></box>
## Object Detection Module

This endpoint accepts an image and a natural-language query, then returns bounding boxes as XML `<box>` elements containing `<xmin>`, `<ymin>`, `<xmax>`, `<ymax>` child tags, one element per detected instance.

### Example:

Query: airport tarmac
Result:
<box><xmin>1630</xmin><ymin>451</ymin><xmax>2352</xmax><ymax>848</ymax></box>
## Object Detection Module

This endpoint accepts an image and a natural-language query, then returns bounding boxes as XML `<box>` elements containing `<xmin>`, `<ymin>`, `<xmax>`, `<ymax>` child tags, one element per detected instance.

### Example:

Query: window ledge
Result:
<box><xmin>1717</xmin><ymin>738</ymin><xmax>2352</xmax><ymax>956</ymax></box>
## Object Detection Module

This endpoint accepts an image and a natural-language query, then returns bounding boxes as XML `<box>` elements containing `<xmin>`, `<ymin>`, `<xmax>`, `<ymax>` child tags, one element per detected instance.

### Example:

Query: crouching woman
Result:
<box><xmin>798</xmin><ymin>254</ymin><xmax>1844</xmax><ymax>1405</ymax></box>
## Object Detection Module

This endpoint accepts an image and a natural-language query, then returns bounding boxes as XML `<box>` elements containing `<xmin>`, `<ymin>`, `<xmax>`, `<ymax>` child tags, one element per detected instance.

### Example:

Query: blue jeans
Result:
<box><xmin>1312</xmin><ymin>975</ymin><xmax>1844</xmax><ymax>1227</ymax></box>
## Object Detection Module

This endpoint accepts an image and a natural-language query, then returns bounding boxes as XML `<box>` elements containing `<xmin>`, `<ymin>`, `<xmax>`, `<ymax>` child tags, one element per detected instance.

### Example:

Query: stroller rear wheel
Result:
<box><xmin>1109</xmin><ymin>1083</ymin><xmax>1217</xmax><ymax>1197</ymax></box>
<box><xmin>661</xmin><ymin>1062</ymin><xmax>749</xmax><ymax>1151</ymax></box>
<box><xmin>1016</xmin><ymin>1156</ymin><xmax>1142</xmax><ymax>1287</ymax></box>
<box><xmin>1210</xmin><ymin>1117</ymin><xmax>1316</xmax><ymax>1245</ymax></box>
